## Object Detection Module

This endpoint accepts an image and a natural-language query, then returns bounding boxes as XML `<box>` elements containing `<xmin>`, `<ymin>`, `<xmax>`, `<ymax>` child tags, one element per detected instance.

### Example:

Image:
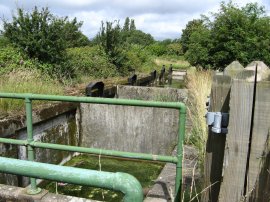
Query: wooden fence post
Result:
<box><xmin>201</xmin><ymin>75</ymin><xmax>231</xmax><ymax>202</ymax></box>
<box><xmin>246</xmin><ymin>78</ymin><xmax>270</xmax><ymax>201</ymax></box>
<box><xmin>218</xmin><ymin>70</ymin><xmax>256</xmax><ymax>202</ymax></box>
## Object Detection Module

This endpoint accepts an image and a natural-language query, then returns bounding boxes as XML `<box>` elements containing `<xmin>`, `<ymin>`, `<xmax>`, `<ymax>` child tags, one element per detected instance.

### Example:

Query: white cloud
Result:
<box><xmin>0</xmin><ymin>0</ymin><xmax>269</xmax><ymax>40</ymax></box>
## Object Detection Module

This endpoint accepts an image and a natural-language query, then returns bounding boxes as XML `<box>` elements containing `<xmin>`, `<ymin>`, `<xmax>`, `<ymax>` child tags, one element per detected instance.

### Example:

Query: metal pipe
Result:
<box><xmin>0</xmin><ymin>157</ymin><xmax>143</xmax><ymax>202</ymax></box>
<box><xmin>0</xmin><ymin>93</ymin><xmax>185</xmax><ymax>109</ymax></box>
<box><xmin>0</xmin><ymin>138</ymin><xmax>27</xmax><ymax>145</ymax></box>
<box><xmin>25</xmin><ymin>98</ymin><xmax>41</xmax><ymax>194</ymax></box>
<box><xmin>31</xmin><ymin>141</ymin><xmax>178</xmax><ymax>163</ymax></box>
<box><xmin>175</xmin><ymin>107</ymin><xmax>186</xmax><ymax>201</ymax></box>
<box><xmin>0</xmin><ymin>138</ymin><xmax>178</xmax><ymax>163</ymax></box>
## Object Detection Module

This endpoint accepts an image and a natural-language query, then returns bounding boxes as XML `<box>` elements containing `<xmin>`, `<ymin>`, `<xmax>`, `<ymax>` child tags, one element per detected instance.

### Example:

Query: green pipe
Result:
<box><xmin>25</xmin><ymin>98</ymin><xmax>41</xmax><ymax>194</ymax></box>
<box><xmin>0</xmin><ymin>138</ymin><xmax>27</xmax><ymax>145</ymax></box>
<box><xmin>0</xmin><ymin>156</ymin><xmax>143</xmax><ymax>202</ymax></box>
<box><xmin>31</xmin><ymin>142</ymin><xmax>178</xmax><ymax>163</ymax></box>
<box><xmin>0</xmin><ymin>93</ymin><xmax>185</xmax><ymax>109</ymax></box>
<box><xmin>175</xmin><ymin>108</ymin><xmax>186</xmax><ymax>201</ymax></box>
<box><xmin>0</xmin><ymin>138</ymin><xmax>178</xmax><ymax>163</ymax></box>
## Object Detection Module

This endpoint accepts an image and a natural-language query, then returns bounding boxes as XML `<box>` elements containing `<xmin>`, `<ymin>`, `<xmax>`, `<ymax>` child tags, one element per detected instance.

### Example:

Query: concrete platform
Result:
<box><xmin>145</xmin><ymin>145</ymin><xmax>199</xmax><ymax>202</ymax></box>
<box><xmin>0</xmin><ymin>184</ymin><xmax>100</xmax><ymax>202</ymax></box>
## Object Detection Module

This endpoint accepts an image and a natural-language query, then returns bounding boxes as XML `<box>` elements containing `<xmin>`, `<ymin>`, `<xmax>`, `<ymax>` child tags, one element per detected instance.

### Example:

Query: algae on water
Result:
<box><xmin>42</xmin><ymin>154</ymin><xmax>164</xmax><ymax>201</ymax></box>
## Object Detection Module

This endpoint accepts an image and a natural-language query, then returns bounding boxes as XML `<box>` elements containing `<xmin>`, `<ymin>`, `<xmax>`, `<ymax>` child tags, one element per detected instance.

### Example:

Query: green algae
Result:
<box><xmin>42</xmin><ymin>154</ymin><xmax>165</xmax><ymax>201</ymax></box>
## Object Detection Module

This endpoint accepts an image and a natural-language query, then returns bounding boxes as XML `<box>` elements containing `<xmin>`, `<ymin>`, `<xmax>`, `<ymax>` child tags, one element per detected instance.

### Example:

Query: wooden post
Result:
<box><xmin>218</xmin><ymin>70</ymin><xmax>256</xmax><ymax>202</ymax></box>
<box><xmin>246</xmin><ymin>79</ymin><xmax>270</xmax><ymax>201</ymax></box>
<box><xmin>201</xmin><ymin>75</ymin><xmax>231</xmax><ymax>202</ymax></box>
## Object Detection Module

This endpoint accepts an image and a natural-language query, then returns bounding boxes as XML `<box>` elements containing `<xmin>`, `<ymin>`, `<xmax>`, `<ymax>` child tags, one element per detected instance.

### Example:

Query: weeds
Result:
<box><xmin>0</xmin><ymin>68</ymin><xmax>63</xmax><ymax>114</ymax></box>
<box><xmin>185</xmin><ymin>69</ymin><xmax>212</xmax><ymax>162</ymax></box>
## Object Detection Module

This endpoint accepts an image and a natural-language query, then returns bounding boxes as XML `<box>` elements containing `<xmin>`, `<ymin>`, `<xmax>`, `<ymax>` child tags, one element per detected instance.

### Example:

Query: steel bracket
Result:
<box><xmin>206</xmin><ymin>112</ymin><xmax>229</xmax><ymax>134</ymax></box>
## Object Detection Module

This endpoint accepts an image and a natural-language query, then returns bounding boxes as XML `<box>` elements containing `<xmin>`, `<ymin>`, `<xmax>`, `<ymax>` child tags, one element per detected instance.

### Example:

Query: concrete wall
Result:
<box><xmin>0</xmin><ymin>103</ymin><xmax>79</xmax><ymax>186</ymax></box>
<box><xmin>116</xmin><ymin>85</ymin><xmax>188</xmax><ymax>102</ymax></box>
<box><xmin>0</xmin><ymin>85</ymin><xmax>188</xmax><ymax>188</ymax></box>
<box><xmin>80</xmin><ymin>85</ymin><xmax>188</xmax><ymax>155</ymax></box>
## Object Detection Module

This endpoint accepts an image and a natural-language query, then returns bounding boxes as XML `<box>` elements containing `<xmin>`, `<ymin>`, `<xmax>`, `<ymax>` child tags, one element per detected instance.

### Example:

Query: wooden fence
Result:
<box><xmin>202</xmin><ymin>61</ymin><xmax>270</xmax><ymax>202</ymax></box>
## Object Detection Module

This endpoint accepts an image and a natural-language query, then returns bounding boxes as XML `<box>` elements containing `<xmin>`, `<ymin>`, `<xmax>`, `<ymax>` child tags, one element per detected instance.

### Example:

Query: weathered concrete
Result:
<box><xmin>116</xmin><ymin>85</ymin><xmax>188</xmax><ymax>103</ymax></box>
<box><xmin>224</xmin><ymin>61</ymin><xmax>244</xmax><ymax>77</ymax></box>
<box><xmin>0</xmin><ymin>103</ymin><xmax>77</xmax><ymax>138</ymax></box>
<box><xmin>0</xmin><ymin>103</ymin><xmax>79</xmax><ymax>187</ymax></box>
<box><xmin>172</xmin><ymin>70</ymin><xmax>187</xmax><ymax>80</ymax></box>
<box><xmin>145</xmin><ymin>145</ymin><xmax>199</xmax><ymax>202</ymax></box>
<box><xmin>0</xmin><ymin>184</ymin><xmax>99</xmax><ymax>202</ymax></box>
<box><xmin>80</xmin><ymin>104</ymin><xmax>179</xmax><ymax>155</ymax></box>
<box><xmin>245</xmin><ymin>60</ymin><xmax>270</xmax><ymax>81</ymax></box>
<box><xmin>80</xmin><ymin>86</ymin><xmax>188</xmax><ymax>155</ymax></box>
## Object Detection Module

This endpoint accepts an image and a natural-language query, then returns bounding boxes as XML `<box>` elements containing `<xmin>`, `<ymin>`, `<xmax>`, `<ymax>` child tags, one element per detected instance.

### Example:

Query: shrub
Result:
<box><xmin>146</xmin><ymin>42</ymin><xmax>167</xmax><ymax>56</ymax></box>
<box><xmin>65</xmin><ymin>46</ymin><xmax>118</xmax><ymax>79</ymax></box>
<box><xmin>2</xmin><ymin>7</ymin><xmax>89</xmax><ymax>79</ymax></box>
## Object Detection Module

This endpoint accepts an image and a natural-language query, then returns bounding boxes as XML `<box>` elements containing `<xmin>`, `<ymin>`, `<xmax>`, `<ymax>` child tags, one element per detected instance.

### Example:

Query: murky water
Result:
<box><xmin>40</xmin><ymin>154</ymin><xmax>164</xmax><ymax>201</ymax></box>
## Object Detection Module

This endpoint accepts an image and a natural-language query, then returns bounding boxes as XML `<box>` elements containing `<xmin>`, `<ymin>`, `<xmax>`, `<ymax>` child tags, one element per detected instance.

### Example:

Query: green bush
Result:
<box><xmin>146</xmin><ymin>42</ymin><xmax>167</xmax><ymax>56</ymax></box>
<box><xmin>65</xmin><ymin>46</ymin><xmax>118</xmax><ymax>79</ymax></box>
<box><xmin>0</xmin><ymin>36</ymin><xmax>10</xmax><ymax>48</ymax></box>
<box><xmin>2</xmin><ymin>7</ymin><xmax>89</xmax><ymax>79</ymax></box>
<box><xmin>166</xmin><ymin>43</ymin><xmax>183</xmax><ymax>56</ymax></box>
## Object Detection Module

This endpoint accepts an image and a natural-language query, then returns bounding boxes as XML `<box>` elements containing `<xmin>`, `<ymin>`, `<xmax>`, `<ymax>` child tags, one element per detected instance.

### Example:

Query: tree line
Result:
<box><xmin>0</xmin><ymin>7</ymin><xmax>181</xmax><ymax>79</ymax></box>
<box><xmin>1</xmin><ymin>2</ymin><xmax>269</xmax><ymax>79</ymax></box>
<box><xmin>181</xmin><ymin>2</ymin><xmax>270</xmax><ymax>70</ymax></box>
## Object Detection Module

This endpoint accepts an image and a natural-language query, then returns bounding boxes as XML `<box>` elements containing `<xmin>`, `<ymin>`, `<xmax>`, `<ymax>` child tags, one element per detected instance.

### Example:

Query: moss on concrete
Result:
<box><xmin>42</xmin><ymin>154</ymin><xmax>164</xmax><ymax>201</ymax></box>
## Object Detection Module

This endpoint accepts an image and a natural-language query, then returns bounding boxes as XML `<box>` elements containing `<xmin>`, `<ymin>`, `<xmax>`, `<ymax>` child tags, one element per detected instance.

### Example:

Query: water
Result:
<box><xmin>41</xmin><ymin>154</ymin><xmax>164</xmax><ymax>201</ymax></box>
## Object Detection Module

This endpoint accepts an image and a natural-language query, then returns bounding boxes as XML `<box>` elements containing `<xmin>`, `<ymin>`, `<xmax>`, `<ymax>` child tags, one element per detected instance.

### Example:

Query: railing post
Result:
<box><xmin>25</xmin><ymin>98</ymin><xmax>41</xmax><ymax>194</ymax></box>
<box><xmin>175</xmin><ymin>107</ymin><xmax>186</xmax><ymax>201</ymax></box>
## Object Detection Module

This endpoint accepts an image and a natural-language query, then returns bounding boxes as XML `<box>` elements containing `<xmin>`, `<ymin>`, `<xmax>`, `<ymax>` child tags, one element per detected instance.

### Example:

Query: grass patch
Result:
<box><xmin>154</xmin><ymin>55</ymin><xmax>191</xmax><ymax>70</ymax></box>
<box><xmin>185</xmin><ymin>69</ymin><xmax>212</xmax><ymax>161</ymax></box>
<box><xmin>0</xmin><ymin>69</ymin><xmax>64</xmax><ymax>115</ymax></box>
<box><xmin>42</xmin><ymin>154</ymin><xmax>164</xmax><ymax>201</ymax></box>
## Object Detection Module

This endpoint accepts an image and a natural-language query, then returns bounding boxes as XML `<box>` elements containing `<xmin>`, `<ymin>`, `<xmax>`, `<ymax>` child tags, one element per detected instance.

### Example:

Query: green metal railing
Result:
<box><xmin>0</xmin><ymin>93</ymin><xmax>186</xmax><ymax>201</ymax></box>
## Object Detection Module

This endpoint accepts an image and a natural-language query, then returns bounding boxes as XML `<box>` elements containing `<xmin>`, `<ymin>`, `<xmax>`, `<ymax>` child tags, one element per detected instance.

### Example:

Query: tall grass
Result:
<box><xmin>0</xmin><ymin>69</ymin><xmax>64</xmax><ymax>115</ymax></box>
<box><xmin>154</xmin><ymin>56</ymin><xmax>191</xmax><ymax>70</ymax></box>
<box><xmin>185</xmin><ymin>69</ymin><xmax>212</xmax><ymax>161</ymax></box>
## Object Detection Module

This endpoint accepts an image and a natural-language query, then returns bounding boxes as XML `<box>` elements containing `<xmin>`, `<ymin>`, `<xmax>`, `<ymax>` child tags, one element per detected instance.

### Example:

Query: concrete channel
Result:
<box><xmin>0</xmin><ymin>71</ymin><xmax>198</xmax><ymax>201</ymax></box>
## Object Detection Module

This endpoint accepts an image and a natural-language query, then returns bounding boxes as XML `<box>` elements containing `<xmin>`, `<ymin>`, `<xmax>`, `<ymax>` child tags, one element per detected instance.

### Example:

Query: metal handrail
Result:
<box><xmin>0</xmin><ymin>156</ymin><xmax>143</xmax><ymax>201</ymax></box>
<box><xmin>0</xmin><ymin>93</ymin><xmax>186</xmax><ymax>201</ymax></box>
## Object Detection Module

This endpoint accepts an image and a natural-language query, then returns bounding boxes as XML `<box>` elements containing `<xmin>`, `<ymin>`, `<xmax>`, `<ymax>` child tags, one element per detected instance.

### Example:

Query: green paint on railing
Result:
<box><xmin>0</xmin><ymin>93</ymin><xmax>186</xmax><ymax>202</ymax></box>
<box><xmin>0</xmin><ymin>157</ymin><xmax>143</xmax><ymax>201</ymax></box>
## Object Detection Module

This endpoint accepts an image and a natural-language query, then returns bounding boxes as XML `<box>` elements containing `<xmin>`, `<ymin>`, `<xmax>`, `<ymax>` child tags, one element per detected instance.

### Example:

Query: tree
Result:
<box><xmin>125</xmin><ymin>30</ymin><xmax>154</xmax><ymax>45</ymax></box>
<box><xmin>2</xmin><ymin>7</ymin><xmax>89</xmax><ymax>64</ymax></box>
<box><xmin>123</xmin><ymin>17</ymin><xmax>130</xmax><ymax>32</ymax></box>
<box><xmin>180</xmin><ymin>19</ymin><xmax>204</xmax><ymax>53</ymax></box>
<box><xmin>96</xmin><ymin>21</ymin><xmax>124</xmax><ymax>68</ymax></box>
<box><xmin>210</xmin><ymin>2</ymin><xmax>270</xmax><ymax>68</ymax></box>
<box><xmin>62</xmin><ymin>17</ymin><xmax>90</xmax><ymax>48</ymax></box>
<box><xmin>130</xmin><ymin>19</ymin><xmax>136</xmax><ymax>31</ymax></box>
<box><xmin>185</xmin><ymin>26</ymin><xmax>212</xmax><ymax>67</ymax></box>
<box><xmin>183</xmin><ymin>2</ymin><xmax>270</xmax><ymax>69</ymax></box>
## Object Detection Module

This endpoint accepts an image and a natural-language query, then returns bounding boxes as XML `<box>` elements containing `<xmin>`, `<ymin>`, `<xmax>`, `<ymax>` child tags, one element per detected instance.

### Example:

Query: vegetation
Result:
<box><xmin>182</xmin><ymin>2</ymin><xmax>270</xmax><ymax>69</ymax></box>
<box><xmin>1</xmin><ymin>7</ymin><xmax>184</xmax><ymax>85</ymax></box>
<box><xmin>43</xmin><ymin>154</ymin><xmax>164</xmax><ymax>201</ymax></box>
<box><xmin>2</xmin><ymin>7</ymin><xmax>90</xmax><ymax>79</ymax></box>
<box><xmin>65</xmin><ymin>46</ymin><xmax>118</xmax><ymax>79</ymax></box>
<box><xmin>0</xmin><ymin>69</ymin><xmax>63</xmax><ymax>115</ymax></box>
<box><xmin>185</xmin><ymin>69</ymin><xmax>212</xmax><ymax>161</ymax></box>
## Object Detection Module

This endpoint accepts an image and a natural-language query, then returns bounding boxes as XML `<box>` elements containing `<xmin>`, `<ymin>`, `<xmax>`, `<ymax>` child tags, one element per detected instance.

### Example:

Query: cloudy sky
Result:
<box><xmin>0</xmin><ymin>0</ymin><xmax>269</xmax><ymax>40</ymax></box>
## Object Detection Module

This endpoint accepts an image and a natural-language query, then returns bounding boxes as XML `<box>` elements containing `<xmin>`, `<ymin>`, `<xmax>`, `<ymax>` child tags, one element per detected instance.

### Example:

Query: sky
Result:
<box><xmin>0</xmin><ymin>0</ymin><xmax>269</xmax><ymax>40</ymax></box>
